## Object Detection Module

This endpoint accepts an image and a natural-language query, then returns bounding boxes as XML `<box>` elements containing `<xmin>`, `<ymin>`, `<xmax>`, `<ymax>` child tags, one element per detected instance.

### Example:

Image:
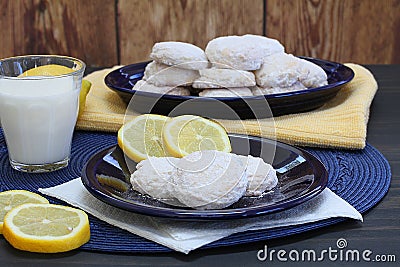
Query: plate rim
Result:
<box><xmin>81</xmin><ymin>134</ymin><xmax>328</xmax><ymax>220</ymax></box>
<box><xmin>104</xmin><ymin>56</ymin><xmax>354</xmax><ymax>101</ymax></box>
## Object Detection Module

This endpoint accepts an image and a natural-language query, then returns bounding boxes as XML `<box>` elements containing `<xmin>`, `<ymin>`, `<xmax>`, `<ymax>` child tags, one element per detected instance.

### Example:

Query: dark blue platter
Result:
<box><xmin>104</xmin><ymin>57</ymin><xmax>354</xmax><ymax>119</ymax></box>
<box><xmin>81</xmin><ymin>134</ymin><xmax>328</xmax><ymax>220</ymax></box>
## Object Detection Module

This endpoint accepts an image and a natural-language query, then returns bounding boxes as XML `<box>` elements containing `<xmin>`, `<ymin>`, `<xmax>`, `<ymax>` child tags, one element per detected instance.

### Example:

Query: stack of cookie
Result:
<box><xmin>133</xmin><ymin>42</ymin><xmax>209</xmax><ymax>95</ymax></box>
<box><xmin>197</xmin><ymin>34</ymin><xmax>284</xmax><ymax>97</ymax></box>
<box><xmin>133</xmin><ymin>34</ymin><xmax>328</xmax><ymax>97</ymax></box>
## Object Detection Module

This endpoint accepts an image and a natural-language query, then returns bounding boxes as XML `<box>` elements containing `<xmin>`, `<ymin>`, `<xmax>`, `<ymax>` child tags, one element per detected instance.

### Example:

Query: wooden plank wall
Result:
<box><xmin>1</xmin><ymin>0</ymin><xmax>399</xmax><ymax>67</ymax></box>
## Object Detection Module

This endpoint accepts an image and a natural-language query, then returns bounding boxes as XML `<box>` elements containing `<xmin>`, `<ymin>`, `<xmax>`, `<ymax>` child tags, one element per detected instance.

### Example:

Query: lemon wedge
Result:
<box><xmin>2</xmin><ymin>203</ymin><xmax>90</xmax><ymax>253</ymax></box>
<box><xmin>0</xmin><ymin>190</ymin><xmax>49</xmax><ymax>234</ymax></box>
<box><xmin>118</xmin><ymin>114</ymin><xmax>171</xmax><ymax>162</ymax></box>
<box><xmin>163</xmin><ymin>115</ymin><xmax>231</xmax><ymax>157</ymax></box>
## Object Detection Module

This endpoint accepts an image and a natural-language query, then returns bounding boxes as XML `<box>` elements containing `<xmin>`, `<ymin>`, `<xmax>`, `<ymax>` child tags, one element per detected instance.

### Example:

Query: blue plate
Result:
<box><xmin>81</xmin><ymin>134</ymin><xmax>328</xmax><ymax>220</ymax></box>
<box><xmin>104</xmin><ymin>57</ymin><xmax>354</xmax><ymax>119</ymax></box>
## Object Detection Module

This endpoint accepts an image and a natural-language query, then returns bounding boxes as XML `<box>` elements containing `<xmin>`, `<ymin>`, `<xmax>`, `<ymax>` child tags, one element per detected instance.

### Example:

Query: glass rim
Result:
<box><xmin>0</xmin><ymin>54</ymin><xmax>86</xmax><ymax>80</ymax></box>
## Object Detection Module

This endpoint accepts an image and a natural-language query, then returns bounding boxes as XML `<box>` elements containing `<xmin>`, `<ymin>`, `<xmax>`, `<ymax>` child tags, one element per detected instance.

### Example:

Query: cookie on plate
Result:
<box><xmin>150</xmin><ymin>41</ymin><xmax>209</xmax><ymax>70</ymax></box>
<box><xmin>199</xmin><ymin>87</ymin><xmax>253</xmax><ymax>97</ymax></box>
<box><xmin>255</xmin><ymin>53</ymin><xmax>328</xmax><ymax>89</ymax></box>
<box><xmin>192</xmin><ymin>68</ymin><xmax>256</xmax><ymax>88</ymax></box>
<box><xmin>133</xmin><ymin>80</ymin><xmax>190</xmax><ymax>96</ymax></box>
<box><xmin>171</xmin><ymin>150</ymin><xmax>248</xmax><ymax>210</ymax></box>
<box><xmin>130</xmin><ymin>157</ymin><xmax>179</xmax><ymax>199</ymax></box>
<box><xmin>250</xmin><ymin>83</ymin><xmax>307</xmax><ymax>96</ymax></box>
<box><xmin>238</xmin><ymin>155</ymin><xmax>278</xmax><ymax>197</ymax></box>
<box><xmin>205</xmin><ymin>34</ymin><xmax>284</xmax><ymax>70</ymax></box>
<box><xmin>143</xmin><ymin>61</ymin><xmax>199</xmax><ymax>87</ymax></box>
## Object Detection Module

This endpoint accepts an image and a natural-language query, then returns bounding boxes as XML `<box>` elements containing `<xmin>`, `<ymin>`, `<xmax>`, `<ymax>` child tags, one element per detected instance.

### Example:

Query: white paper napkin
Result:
<box><xmin>39</xmin><ymin>178</ymin><xmax>362</xmax><ymax>254</ymax></box>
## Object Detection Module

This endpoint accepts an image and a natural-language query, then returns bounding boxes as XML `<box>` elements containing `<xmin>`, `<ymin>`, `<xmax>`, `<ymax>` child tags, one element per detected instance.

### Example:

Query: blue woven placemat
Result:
<box><xmin>0</xmin><ymin>130</ymin><xmax>391</xmax><ymax>253</ymax></box>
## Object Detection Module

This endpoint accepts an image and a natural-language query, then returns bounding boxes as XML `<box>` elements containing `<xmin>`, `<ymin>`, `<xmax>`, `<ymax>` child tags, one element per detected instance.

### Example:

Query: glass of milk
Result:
<box><xmin>0</xmin><ymin>55</ymin><xmax>85</xmax><ymax>172</ymax></box>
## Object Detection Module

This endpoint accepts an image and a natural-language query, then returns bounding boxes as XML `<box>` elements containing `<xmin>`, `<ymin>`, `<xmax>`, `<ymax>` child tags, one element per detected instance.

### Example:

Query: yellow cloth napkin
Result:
<box><xmin>76</xmin><ymin>64</ymin><xmax>377</xmax><ymax>149</ymax></box>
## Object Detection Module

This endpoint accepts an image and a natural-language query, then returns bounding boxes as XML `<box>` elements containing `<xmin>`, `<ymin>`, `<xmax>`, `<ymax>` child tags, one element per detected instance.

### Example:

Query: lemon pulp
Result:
<box><xmin>3</xmin><ymin>203</ymin><xmax>90</xmax><ymax>253</ymax></box>
<box><xmin>118</xmin><ymin>114</ymin><xmax>171</xmax><ymax>162</ymax></box>
<box><xmin>0</xmin><ymin>190</ymin><xmax>49</xmax><ymax>234</ymax></box>
<box><xmin>163</xmin><ymin>115</ymin><xmax>231</xmax><ymax>157</ymax></box>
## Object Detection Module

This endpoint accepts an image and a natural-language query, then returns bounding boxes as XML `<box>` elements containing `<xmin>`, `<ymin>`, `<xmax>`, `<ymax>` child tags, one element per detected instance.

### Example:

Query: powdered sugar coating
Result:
<box><xmin>250</xmin><ymin>83</ymin><xmax>307</xmax><ymax>95</ymax></box>
<box><xmin>239</xmin><ymin>155</ymin><xmax>278</xmax><ymax>196</ymax></box>
<box><xmin>171</xmin><ymin>150</ymin><xmax>248</xmax><ymax>210</ymax></box>
<box><xmin>143</xmin><ymin>61</ymin><xmax>199</xmax><ymax>86</ymax></box>
<box><xmin>199</xmin><ymin>87</ymin><xmax>253</xmax><ymax>97</ymax></box>
<box><xmin>133</xmin><ymin>80</ymin><xmax>190</xmax><ymax>96</ymax></box>
<box><xmin>130</xmin><ymin>157</ymin><xmax>179</xmax><ymax>199</ymax></box>
<box><xmin>150</xmin><ymin>41</ymin><xmax>209</xmax><ymax>70</ymax></box>
<box><xmin>255</xmin><ymin>53</ymin><xmax>328</xmax><ymax>89</ymax></box>
<box><xmin>192</xmin><ymin>68</ymin><xmax>256</xmax><ymax>88</ymax></box>
<box><xmin>205</xmin><ymin>34</ymin><xmax>285</xmax><ymax>70</ymax></box>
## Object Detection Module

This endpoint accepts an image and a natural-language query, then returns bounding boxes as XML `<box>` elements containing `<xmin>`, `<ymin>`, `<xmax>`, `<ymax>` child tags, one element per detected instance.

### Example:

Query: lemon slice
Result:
<box><xmin>118</xmin><ymin>114</ymin><xmax>171</xmax><ymax>162</ymax></box>
<box><xmin>19</xmin><ymin>64</ymin><xmax>74</xmax><ymax>77</ymax></box>
<box><xmin>163</xmin><ymin>115</ymin><xmax>231</xmax><ymax>157</ymax></box>
<box><xmin>2</xmin><ymin>203</ymin><xmax>90</xmax><ymax>253</ymax></box>
<box><xmin>97</xmin><ymin>175</ymin><xmax>129</xmax><ymax>192</ymax></box>
<box><xmin>0</xmin><ymin>190</ymin><xmax>49</xmax><ymax>234</ymax></box>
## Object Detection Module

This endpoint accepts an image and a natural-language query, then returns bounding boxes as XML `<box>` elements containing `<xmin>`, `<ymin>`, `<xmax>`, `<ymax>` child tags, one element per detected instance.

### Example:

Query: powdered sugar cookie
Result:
<box><xmin>130</xmin><ymin>157</ymin><xmax>179</xmax><ymax>199</ymax></box>
<box><xmin>171</xmin><ymin>150</ymin><xmax>247</xmax><ymax>210</ymax></box>
<box><xmin>143</xmin><ymin>61</ymin><xmax>199</xmax><ymax>86</ymax></box>
<box><xmin>192</xmin><ymin>68</ymin><xmax>256</xmax><ymax>88</ymax></box>
<box><xmin>205</xmin><ymin>34</ymin><xmax>284</xmax><ymax>70</ymax></box>
<box><xmin>250</xmin><ymin>83</ymin><xmax>307</xmax><ymax>95</ymax></box>
<box><xmin>199</xmin><ymin>87</ymin><xmax>253</xmax><ymax>97</ymax></box>
<box><xmin>150</xmin><ymin>41</ymin><xmax>209</xmax><ymax>70</ymax></box>
<box><xmin>133</xmin><ymin>80</ymin><xmax>190</xmax><ymax>96</ymax></box>
<box><xmin>297</xmin><ymin>58</ymin><xmax>329</xmax><ymax>88</ymax></box>
<box><xmin>238</xmin><ymin>155</ymin><xmax>278</xmax><ymax>197</ymax></box>
<box><xmin>255</xmin><ymin>53</ymin><xmax>327</xmax><ymax>89</ymax></box>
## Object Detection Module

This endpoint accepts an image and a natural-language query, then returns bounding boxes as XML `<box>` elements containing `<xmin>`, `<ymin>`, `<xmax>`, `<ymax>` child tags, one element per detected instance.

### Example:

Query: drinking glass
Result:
<box><xmin>0</xmin><ymin>55</ymin><xmax>85</xmax><ymax>172</ymax></box>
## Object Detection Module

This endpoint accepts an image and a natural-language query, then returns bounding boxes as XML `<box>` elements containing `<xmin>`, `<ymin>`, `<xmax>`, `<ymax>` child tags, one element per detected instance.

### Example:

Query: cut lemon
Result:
<box><xmin>163</xmin><ymin>115</ymin><xmax>231</xmax><ymax>157</ymax></box>
<box><xmin>97</xmin><ymin>174</ymin><xmax>129</xmax><ymax>192</ymax></box>
<box><xmin>0</xmin><ymin>190</ymin><xmax>49</xmax><ymax>234</ymax></box>
<box><xmin>2</xmin><ymin>203</ymin><xmax>90</xmax><ymax>253</ymax></box>
<box><xmin>19</xmin><ymin>64</ymin><xmax>73</xmax><ymax>77</ymax></box>
<box><xmin>118</xmin><ymin>114</ymin><xmax>171</xmax><ymax>162</ymax></box>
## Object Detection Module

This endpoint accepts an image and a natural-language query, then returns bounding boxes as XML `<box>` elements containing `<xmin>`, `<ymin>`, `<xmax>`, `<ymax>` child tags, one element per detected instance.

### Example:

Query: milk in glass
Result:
<box><xmin>0</xmin><ymin>76</ymin><xmax>79</xmax><ymax>165</ymax></box>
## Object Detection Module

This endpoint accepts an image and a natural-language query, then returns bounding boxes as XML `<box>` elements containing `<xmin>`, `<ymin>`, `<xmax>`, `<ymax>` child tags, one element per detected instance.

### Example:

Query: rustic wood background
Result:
<box><xmin>1</xmin><ymin>0</ymin><xmax>399</xmax><ymax>67</ymax></box>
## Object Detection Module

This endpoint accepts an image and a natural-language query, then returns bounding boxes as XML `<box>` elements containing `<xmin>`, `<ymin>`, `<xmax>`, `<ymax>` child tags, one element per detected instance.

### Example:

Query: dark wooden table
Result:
<box><xmin>0</xmin><ymin>65</ymin><xmax>398</xmax><ymax>266</ymax></box>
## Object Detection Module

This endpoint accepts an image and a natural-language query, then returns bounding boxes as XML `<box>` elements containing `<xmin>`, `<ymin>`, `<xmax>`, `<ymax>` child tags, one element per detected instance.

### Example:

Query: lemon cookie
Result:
<box><xmin>133</xmin><ymin>80</ymin><xmax>190</xmax><ymax>96</ymax></box>
<box><xmin>192</xmin><ymin>68</ymin><xmax>256</xmax><ymax>88</ymax></box>
<box><xmin>130</xmin><ymin>157</ymin><xmax>179</xmax><ymax>199</ymax></box>
<box><xmin>171</xmin><ymin>150</ymin><xmax>247</xmax><ymax>210</ymax></box>
<box><xmin>150</xmin><ymin>41</ymin><xmax>209</xmax><ymax>70</ymax></box>
<box><xmin>199</xmin><ymin>87</ymin><xmax>253</xmax><ymax>97</ymax></box>
<box><xmin>250</xmin><ymin>83</ymin><xmax>307</xmax><ymax>95</ymax></box>
<box><xmin>255</xmin><ymin>53</ymin><xmax>328</xmax><ymax>89</ymax></box>
<box><xmin>143</xmin><ymin>61</ymin><xmax>199</xmax><ymax>86</ymax></box>
<box><xmin>205</xmin><ymin>34</ymin><xmax>284</xmax><ymax>71</ymax></box>
<box><xmin>239</xmin><ymin>155</ymin><xmax>278</xmax><ymax>197</ymax></box>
